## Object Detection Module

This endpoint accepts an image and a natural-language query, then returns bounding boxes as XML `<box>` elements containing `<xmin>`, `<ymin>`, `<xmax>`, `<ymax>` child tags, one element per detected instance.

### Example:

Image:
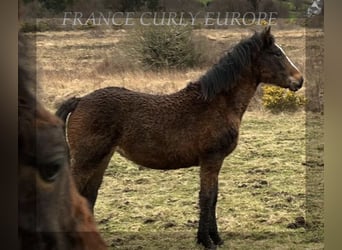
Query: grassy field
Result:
<box><xmin>93</xmin><ymin>111</ymin><xmax>323</xmax><ymax>250</ymax></box>
<box><xmin>32</xmin><ymin>26</ymin><xmax>323</xmax><ymax>249</ymax></box>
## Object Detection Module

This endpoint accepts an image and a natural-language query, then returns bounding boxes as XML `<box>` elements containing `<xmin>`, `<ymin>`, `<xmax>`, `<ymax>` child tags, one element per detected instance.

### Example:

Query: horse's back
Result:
<box><xmin>74</xmin><ymin>86</ymin><xmax>190</xmax><ymax>126</ymax></box>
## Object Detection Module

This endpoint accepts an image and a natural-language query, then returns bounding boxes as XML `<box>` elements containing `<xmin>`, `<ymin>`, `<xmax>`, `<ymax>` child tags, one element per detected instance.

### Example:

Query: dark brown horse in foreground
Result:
<box><xmin>18</xmin><ymin>35</ymin><xmax>107</xmax><ymax>250</ymax></box>
<box><xmin>56</xmin><ymin>27</ymin><xmax>303</xmax><ymax>249</ymax></box>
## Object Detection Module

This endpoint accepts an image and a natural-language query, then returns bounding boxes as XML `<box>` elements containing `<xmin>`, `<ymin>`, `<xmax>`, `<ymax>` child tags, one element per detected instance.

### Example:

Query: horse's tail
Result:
<box><xmin>55</xmin><ymin>97</ymin><xmax>81</xmax><ymax>130</ymax></box>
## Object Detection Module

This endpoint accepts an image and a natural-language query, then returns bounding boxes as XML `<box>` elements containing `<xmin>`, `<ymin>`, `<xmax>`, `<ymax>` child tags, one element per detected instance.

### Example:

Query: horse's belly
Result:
<box><xmin>116</xmin><ymin>146</ymin><xmax>198</xmax><ymax>170</ymax></box>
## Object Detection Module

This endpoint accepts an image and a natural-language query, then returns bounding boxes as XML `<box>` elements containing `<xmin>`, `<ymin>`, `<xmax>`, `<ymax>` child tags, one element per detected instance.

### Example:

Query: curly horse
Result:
<box><xmin>56</xmin><ymin>27</ymin><xmax>303</xmax><ymax>249</ymax></box>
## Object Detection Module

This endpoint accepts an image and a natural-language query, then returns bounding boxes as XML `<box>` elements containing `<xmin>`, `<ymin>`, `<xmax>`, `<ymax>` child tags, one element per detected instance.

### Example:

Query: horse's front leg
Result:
<box><xmin>197</xmin><ymin>160</ymin><xmax>223</xmax><ymax>249</ymax></box>
<box><xmin>209</xmin><ymin>182</ymin><xmax>224</xmax><ymax>246</ymax></box>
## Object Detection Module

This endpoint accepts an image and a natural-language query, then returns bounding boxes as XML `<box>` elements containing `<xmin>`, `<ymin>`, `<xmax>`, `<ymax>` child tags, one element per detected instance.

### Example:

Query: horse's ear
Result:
<box><xmin>262</xmin><ymin>26</ymin><xmax>273</xmax><ymax>48</ymax></box>
<box><xmin>264</xmin><ymin>26</ymin><xmax>271</xmax><ymax>35</ymax></box>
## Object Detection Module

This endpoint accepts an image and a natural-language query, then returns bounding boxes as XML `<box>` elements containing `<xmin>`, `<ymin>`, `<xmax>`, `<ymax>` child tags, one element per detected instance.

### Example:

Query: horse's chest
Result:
<box><xmin>203</xmin><ymin>127</ymin><xmax>239</xmax><ymax>157</ymax></box>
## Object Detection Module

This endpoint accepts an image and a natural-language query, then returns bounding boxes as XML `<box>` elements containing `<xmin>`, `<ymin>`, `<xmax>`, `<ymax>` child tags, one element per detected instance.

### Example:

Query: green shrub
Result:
<box><xmin>132</xmin><ymin>25</ymin><xmax>202</xmax><ymax>70</ymax></box>
<box><xmin>20</xmin><ymin>21</ymin><xmax>51</xmax><ymax>32</ymax></box>
<box><xmin>262</xmin><ymin>85</ymin><xmax>305</xmax><ymax>113</ymax></box>
<box><xmin>20</xmin><ymin>22</ymin><xmax>37</xmax><ymax>33</ymax></box>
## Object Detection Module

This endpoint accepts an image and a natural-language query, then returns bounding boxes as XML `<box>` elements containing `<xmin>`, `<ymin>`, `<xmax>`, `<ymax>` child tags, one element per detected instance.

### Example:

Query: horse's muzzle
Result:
<box><xmin>288</xmin><ymin>76</ymin><xmax>304</xmax><ymax>92</ymax></box>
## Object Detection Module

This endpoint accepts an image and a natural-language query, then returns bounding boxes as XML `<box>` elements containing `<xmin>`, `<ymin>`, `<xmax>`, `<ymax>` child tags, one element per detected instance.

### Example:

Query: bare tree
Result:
<box><xmin>248</xmin><ymin>0</ymin><xmax>260</xmax><ymax>11</ymax></box>
<box><xmin>294</xmin><ymin>0</ymin><xmax>303</xmax><ymax>11</ymax></box>
<box><xmin>160</xmin><ymin>0</ymin><xmax>203</xmax><ymax>12</ymax></box>
<box><xmin>208</xmin><ymin>0</ymin><xmax>253</xmax><ymax>13</ymax></box>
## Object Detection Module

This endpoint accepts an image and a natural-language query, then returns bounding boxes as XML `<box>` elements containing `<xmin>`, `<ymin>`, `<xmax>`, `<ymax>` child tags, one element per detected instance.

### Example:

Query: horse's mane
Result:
<box><xmin>198</xmin><ymin>30</ymin><xmax>274</xmax><ymax>100</ymax></box>
<box><xmin>18</xmin><ymin>33</ymin><xmax>38</xmax><ymax>164</ymax></box>
<box><xmin>18</xmin><ymin>33</ymin><xmax>36</xmax><ymax>97</ymax></box>
<box><xmin>18</xmin><ymin>32</ymin><xmax>36</xmax><ymax>118</ymax></box>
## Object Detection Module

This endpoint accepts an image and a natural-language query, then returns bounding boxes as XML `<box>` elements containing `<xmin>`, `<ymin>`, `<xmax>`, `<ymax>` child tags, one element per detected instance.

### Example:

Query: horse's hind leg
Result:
<box><xmin>197</xmin><ymin>159</ymin><xmax>223</xmax><ymax>249</ymax></box>
<box><xmin>80</xmin><ymin>150</ymin><xmax>115</xmax><ymax>212</ymax></box>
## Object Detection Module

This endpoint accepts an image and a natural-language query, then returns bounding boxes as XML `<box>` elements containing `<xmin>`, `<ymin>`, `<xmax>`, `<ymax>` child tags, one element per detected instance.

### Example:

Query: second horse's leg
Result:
<box><xmin>197</xmin><ymin>160</ymin><xmax>223</xmax><ymax>249</ymax></box>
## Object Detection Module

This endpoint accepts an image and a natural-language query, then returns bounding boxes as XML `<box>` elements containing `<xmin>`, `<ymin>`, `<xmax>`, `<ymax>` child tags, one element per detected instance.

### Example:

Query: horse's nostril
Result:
<box><xmin>299</xmin><ymin>77</ymin><xmax>304</xmax><ymax>86</ymax></box>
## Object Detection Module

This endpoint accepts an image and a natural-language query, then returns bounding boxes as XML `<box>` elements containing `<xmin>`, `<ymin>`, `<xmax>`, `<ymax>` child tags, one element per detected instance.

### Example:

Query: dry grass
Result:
<box><xmin>34</xmin><ymin>27</ymin><xmax>315</xmax><ymax>112</ymax></box>
<box><xmin>32</xmin><ymin>27</ymin><xmax>323</xmax><ymax>249</ymax></box>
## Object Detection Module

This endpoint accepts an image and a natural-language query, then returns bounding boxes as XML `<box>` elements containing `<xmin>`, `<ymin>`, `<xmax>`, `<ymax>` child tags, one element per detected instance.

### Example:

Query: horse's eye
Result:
<box><xmin>274</xmin><ymin>51</ymin><xmax>282</xmax><ymax>57</ymax></box>
<box><xmin>39</xmin><ymin>158</ymin><xmax>64</xmax><ymax>182</ymax></box>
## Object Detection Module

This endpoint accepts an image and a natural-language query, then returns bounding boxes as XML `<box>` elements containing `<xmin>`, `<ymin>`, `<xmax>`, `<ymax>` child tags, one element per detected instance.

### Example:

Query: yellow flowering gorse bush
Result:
<box><xmin>262</xmin><ymin>85</ymin><xmax>305</xmax><ymax>113</ymax></box>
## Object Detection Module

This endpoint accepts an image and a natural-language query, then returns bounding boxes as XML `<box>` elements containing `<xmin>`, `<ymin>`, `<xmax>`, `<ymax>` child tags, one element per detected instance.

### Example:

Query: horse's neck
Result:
<box><xmin>179</xmin><ymin>80</ymin><xmax>258</xmax><ymax>119</ymax></box>
<box><xmin>223</xmin><ymin>78</ymin><xmax>258</xmax><ymax>119</ymax></box>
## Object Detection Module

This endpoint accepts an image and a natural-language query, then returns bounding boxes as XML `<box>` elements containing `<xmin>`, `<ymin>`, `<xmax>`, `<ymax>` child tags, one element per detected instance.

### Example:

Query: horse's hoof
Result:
<box><xmin>214</xmin><ymin>239</ymin><xmax>224</xmax><ymax>246</ymax></box>
<box><xmin>205</xmin><ymin>245</ymin><xmax>217</xmax><ymax>250</ymax></box>
<box><xmin>197</xmin><ymin>239</ymin><xmax>216</xmax><ymax>250</ymax></box>
<box><xmin>211</xmin><ymin>236</ymin><xmax>224</xmax><ymax>246</ymax></box>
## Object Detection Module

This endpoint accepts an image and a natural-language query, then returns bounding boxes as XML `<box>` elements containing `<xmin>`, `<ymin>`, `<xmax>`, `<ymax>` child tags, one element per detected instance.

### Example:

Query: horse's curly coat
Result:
<box><xmin>56</xmin><ymin>27</ymin><xmax>303</xmax><ymax>249</ymax></box>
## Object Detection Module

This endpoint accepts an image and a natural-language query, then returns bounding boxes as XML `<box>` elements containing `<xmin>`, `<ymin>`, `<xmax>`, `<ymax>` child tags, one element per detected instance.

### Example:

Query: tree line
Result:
<box><xmin>21</xmin><ymin>0</ymin><xmax>311</xmax><ymax>17</ymax></box>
